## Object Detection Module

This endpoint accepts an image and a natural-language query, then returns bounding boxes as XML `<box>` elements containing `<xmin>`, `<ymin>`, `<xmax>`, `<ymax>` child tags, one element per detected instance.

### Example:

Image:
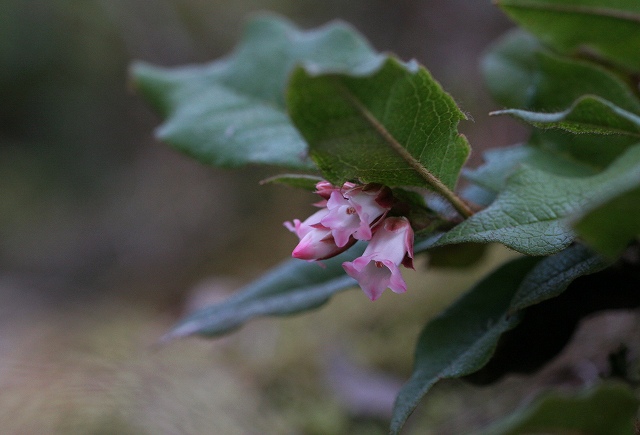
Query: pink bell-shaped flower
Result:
<box><xmin>342</xmin><ymin>216</ymin><xmax>414</xmax><ymax>301</ymax></box>
<box><xmin>321</xmin><ymin>184</ymin><xmax>392</xmax><ymax>247</ymax></box>
<box><xmin>284</xmin><ymin>209</ymin><xmax>348</xmax><ymax>261</ymax></box>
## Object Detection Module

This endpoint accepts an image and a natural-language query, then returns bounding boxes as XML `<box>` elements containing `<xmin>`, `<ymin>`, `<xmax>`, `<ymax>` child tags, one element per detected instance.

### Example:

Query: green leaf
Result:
<box><xmin>130</xmin><ymin>14</ymin><xmax>383</xmax><ymax>169</ymax></box>
<box><xmin>465</xmin><ymin>243</ymin><xmax>610</xmax><ymax>384</ymax></box>
<box><xmin>463</xmin><ymin>141</ymin><xmax>597</xmax><ymax>195</ymax></box>
<box><xmin>508</xmin><ymin>243</ymin><xmax>610</xmax><ymax>312</ymax></box>
<box><xmin>530</xmin><ymin>130</ymin><xmax>639</xmax><ymax>171</ymax></box>
<box><xmin>573</xmin><ymin>176</ymin><xmax>640</xmax><ymax>258</ymax></box>
<box><xmin>259</xmin><ymin>174</ymin><xmax>324</xmax><ymax>190</ymax></box>
<box><xmin>287</xmin><ymin>57</ymin><xmax>472</xmax><ymax>215</ymax></box>
<box><xmin>438</xmin><ymin>144</ymin><xmax>640</xmax><ymax>255</ymax></box>
<box><xmin>390</xmin><ymin>256</ymin><xmax>539</xmax><ymax>435</ymax></box>
<box><xmin>496</xmin><ymin>0</ymin><xmax>640</xmax><ymax>72</ymax></box>
<box><xmin>494</xmin><ymin>95</ymin><xmax>640</xmax><ymax>137</ymax></box>
<box><xmin>392</xmin><ymin>245</ymin><xmax>613</xmax><ymax>433</ymax></box>
<box><xmin>426</xmin><ymin>243</ymin><xmax>488</xmax><ymax>268</ymax></box>
<box><xmin>483</xmin><ymin>29</ymin><xmax>640</xmax><ymax>113</ymax></box>
<box><xmin>462</xmin><ymin>133</ymin><xmax>638</xmax><ymax>208</ymax></box>
<box><xmin>476</xmin><ymin>382</ymin><xmax>639</xmax><ymax>435</ymax></box>
<box><xmin>162</xmin><ymin>244</ymin><xmax>364</xmax><ymax>340</ymax></box>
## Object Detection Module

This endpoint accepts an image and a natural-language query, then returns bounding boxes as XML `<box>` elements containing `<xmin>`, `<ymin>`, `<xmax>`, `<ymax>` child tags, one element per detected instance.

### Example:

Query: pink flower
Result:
<box><xmin>284</xmin><ymin>209</ymin><xmax>349</xmax><ymax>261</ymax></box>
<box><xmin>321</xmin><ymin>184</ymin><xmax>392</xmax><ymax>247</ymax></box>
<box><xmin>342</xmin><ymin>217</ymin><xmax>414</xmax><ymax>301</ymax></box>
<box><xmin>314</xmin><ymin>181</ymin><xmax>355</xmax><ymax>201</ymax></box>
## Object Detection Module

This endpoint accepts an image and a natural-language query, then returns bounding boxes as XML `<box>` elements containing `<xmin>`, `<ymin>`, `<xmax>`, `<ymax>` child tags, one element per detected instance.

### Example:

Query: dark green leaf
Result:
<box><xmin>509</xmin><ymin>243</ymin><xmax>610</xmax><ymax>311</ymax></box>
<box><xmin>163</xmin><ymin>244</ymin><xmax>364</xmax><ymax>340</ymax></box>
<box><xmin>476</xmin><ymin>382</ymin><xmax>639</xmax><ymax>435</ymax></box>
<box><xmin>494</xmin><ymin>95</ymin><xmax>640</xmax><ymax>137</ymax></box>
<box><xmin>496</xmin><ymin>0</ymin><xmax>640</xmax><ymax>72</ymax></box>
<box><xmin>573</xmin><ymin>177</ymin><xmax>640</xmax><ymax>258</ymax></box>
<box><xmin>465</xmin><ymin>243</ymin><xmax>612</xmax><ymax>384</ymax></box>
<box><xmin>426</xmin><ymin>243</ymin><xmax>488</xmax><ymax>268</ymax></box>
<box><xmin>392</xmin><ymin>245</ymin><xmax>619</xmax><ymax>432</ymax></box>
<box><xmin>482</xmin><ymin>29</ymin><xmax>640</xmax><ymax>113</ymax></box>
<box><xmin>529</xmin><ymin>130</ymin><xmax>639</xmax><ymax>171</ymax></box>
<box><xmin>287</xmin><ymin>58</ymin><xmax>471</xmax><ymax>193</ymax></box>
<box><xmin>437</xmin><ymin>144</ymin><xmax>640</xmax><ymax>255</ymax></box>
<box><xmin>390</xmin><ymin>256</ymin><xmax>539</xmax><ymax>435</ymax></box>
<box><xmin>130</xmin><ymin>14</ymin><xmax>383</xmax><ymax>169</ymax></box>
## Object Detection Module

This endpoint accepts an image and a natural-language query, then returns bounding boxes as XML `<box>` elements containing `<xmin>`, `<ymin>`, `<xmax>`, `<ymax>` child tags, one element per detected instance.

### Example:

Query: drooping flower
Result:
<box><xmin>285</xmin><ymin>181</ymin><xmax>392</xmax><ymax>260</ymax></box>
<box><xmin>321</xmin><ymin>184</ymin><xmax>392</xmax><ymax>247</ymax></box>
<box><xmin>284</xmin><ymin>208</ymin><xmax>349</xmax><ymax>261</ymax></box>
<box><xmin>314</xmin><ymin>180</ymin><xmax>355</xmax><ymax>202</ymax></box>
<box><xmin>342</xmin><ymin>216</ymin><xmax>414</xmax><ymax>301</ymax></box>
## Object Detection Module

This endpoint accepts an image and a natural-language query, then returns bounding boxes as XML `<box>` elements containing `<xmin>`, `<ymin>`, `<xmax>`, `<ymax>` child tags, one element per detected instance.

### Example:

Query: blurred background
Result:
<box><xmin>0</xmin><ymin>1</ymin><xmax>531</xmax><ymax>433</ymax></box>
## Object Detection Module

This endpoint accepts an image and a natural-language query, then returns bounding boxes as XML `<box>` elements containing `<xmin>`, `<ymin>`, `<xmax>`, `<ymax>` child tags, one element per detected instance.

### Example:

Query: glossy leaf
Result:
<box><xmin>163</xmin><ymin>244</ymin><xmax>364</xmax><ymax>340</ymax></box>
<box><xmin>130</xmin><ymin>14</ymin><xmax>383</xmax><ymax>169</ymax></box>
<box><xmin>476</xmin><ymin>383</ymin><xmax>639</xmax><ymax>435</ymax></box>
<box><xmin>287</xmin><ymin>57</ymin><xmax>471</xmax><ymax>197</ymax></box>
<box><xmin>438</xmin><ymin>144</ymin><xmax>640</xmax><ymax>255</ymax></box>
<box><xmin>496</xmin><ymin>0</ymin><xmax>640</xmax><ymax>72</ymax></box>
<box><xmin>494</xmin><ymin>95</ymin><xmax>640</xmax><ymax>137</ymax></box>
<box><xmin>483</xmin><ymin>29</ymin><xmax>640</xmax><ymax>113</ymax></box>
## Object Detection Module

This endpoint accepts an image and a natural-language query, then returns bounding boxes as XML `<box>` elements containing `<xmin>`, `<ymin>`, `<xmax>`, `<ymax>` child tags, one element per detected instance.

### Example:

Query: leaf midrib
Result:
<box><xmin>333</xmin><ymin>78</ymin><xmax>474</xmax><ymax>218</ymax></box>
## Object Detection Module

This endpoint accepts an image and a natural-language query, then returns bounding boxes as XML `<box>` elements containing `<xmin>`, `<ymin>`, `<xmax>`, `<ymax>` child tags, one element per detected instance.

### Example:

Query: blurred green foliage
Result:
<box><xmin>0</xmin><ymin>1</ymin><xmax>530</xmax><ymax>433</ymax></box>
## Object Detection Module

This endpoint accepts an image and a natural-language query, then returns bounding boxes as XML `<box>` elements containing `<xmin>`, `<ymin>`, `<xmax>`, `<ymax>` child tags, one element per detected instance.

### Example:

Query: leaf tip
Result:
<box><xmin>159</xmin><ymin>319</ymin><xmax>203</xmax><ymax>343</ymax></box>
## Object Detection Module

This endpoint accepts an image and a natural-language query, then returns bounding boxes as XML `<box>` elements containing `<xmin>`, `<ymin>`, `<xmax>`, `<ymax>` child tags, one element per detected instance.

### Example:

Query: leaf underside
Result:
<box><xmin>130</xmin><ymin>14</ymin><xmax>384</xmax><ymax>169</ymax></box>
<box><xmin>164</xmin><ymin>243</ymin><xmax>364</xmax><ymax>340</ymax></box>
<box><xmin>438</xmin><ymin>144</ymin><xmax>640</xmax><ymax>255</ymax></box>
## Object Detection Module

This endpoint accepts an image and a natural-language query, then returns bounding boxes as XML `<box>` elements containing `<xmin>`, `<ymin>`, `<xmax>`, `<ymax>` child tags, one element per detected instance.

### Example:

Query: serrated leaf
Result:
<box><xmin>476</xmin><ymin>383</ymin><xmax>639</xmax><ymax>435</ymax></box>
<box><xmin>482</xmin><ymin>29</ymin><xmax>640</xmax><ymax>113</ymax></box>
<box><xmin>509</xmin><ymin>243</ymin><xmax>609</xmax><ymax>311</ymax></box>
<box><xmin>438</xmin><ymin>144</ymin><xmax>640</xmax><ymax>255</ymax></box>
<box><xmin>130</xmin><ymin>14</ymin><xmax>383</xmax><ymax>169</ymax></box>
<box><xmin>494</xmin><ymin>95</ymin><xmax>640</xmax><ymax>137</ymax></box>
<box><xmin>496</xmin><ymin>0</ymin><xmax>640</xmax><ymax>72</ymax></box>
<box><xmin>163</xmin><ymin>244</ymin><xmax>364</xmax><ymax>340</ymax></box>
<box><xmin>390</xmin><ymin>256</ymin><xmax>538</xmax><ymax>435</ymax></box>
<box><xmin>287</xmin><ymin>57</ymin><xmax>471</xmax><ymax>195</ymax></box>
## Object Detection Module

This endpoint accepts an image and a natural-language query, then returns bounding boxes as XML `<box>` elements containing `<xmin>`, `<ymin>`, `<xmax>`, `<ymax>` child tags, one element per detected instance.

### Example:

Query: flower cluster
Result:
<box><xmin>285</xmin><ymin>181</ymin><xmax>414</xmax><ymax>301</ymax></box>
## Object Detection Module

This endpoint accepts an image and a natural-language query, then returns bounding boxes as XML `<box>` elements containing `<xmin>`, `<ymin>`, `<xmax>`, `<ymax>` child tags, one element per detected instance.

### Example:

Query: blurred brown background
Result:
<box><xmin>1</xmin><ymin>1</ymin><xmax>527</xmax><ymax>433</ymax></box>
